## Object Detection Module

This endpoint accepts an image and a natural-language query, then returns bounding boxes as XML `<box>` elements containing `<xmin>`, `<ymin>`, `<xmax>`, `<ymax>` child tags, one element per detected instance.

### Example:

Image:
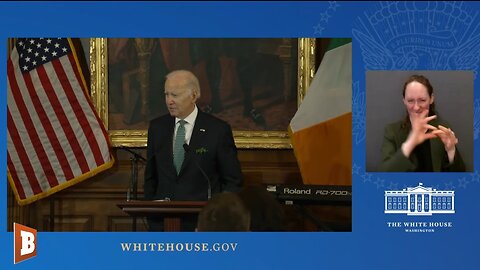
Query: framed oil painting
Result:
<box><xmin>90</xmin><ymin>38</ymin><xmax>316</xmax><ymax>148</ymax></box>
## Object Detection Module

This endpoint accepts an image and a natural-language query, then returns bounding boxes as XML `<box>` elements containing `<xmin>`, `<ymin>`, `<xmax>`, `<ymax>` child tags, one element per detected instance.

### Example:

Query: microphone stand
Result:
<box><xmin>183</xmin><ymin>143</ymin><xmax>211</xmax><ymax>200</ymax></box>
<box><xmin>119</xmin><ymin>146</ymin><xmax>146</xmax><ymax>231</ymax></box>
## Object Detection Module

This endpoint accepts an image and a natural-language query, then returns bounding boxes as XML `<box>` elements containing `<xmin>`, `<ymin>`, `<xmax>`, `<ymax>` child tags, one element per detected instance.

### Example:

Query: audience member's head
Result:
<box><xmin>238</xmin><ymin>185</ymin><xmax>286</xmax><ymax>231</ymax></box>
<box><xmin>196</xmin><ymin>192</ymin><xmax>250</xmax><ymax>232</ymax></box>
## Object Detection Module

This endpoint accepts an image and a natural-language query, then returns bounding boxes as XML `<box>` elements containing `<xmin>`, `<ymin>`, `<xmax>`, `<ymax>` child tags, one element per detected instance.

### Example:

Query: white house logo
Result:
<box><xmin>384</xmin><ymin>183</ymin><xmax>454</xmax><ymax>216</ymax></box>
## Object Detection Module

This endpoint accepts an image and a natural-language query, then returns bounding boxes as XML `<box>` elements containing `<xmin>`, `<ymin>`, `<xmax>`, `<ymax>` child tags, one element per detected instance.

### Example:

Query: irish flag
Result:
<box><xmin>289</xmin><ymin>38</ymin><xmax>352</xmax><ymax>185</ymax></box>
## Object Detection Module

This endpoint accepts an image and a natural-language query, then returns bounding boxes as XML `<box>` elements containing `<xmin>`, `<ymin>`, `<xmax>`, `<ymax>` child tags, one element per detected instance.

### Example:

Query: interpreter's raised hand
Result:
<box><xmin>401</xmin><ymin>110</ymin><xmax>438</xmax><ymax>158</ymax></box>
<box><xmin>409</xmin><ymin>111</ymin><xmax>438</xmax><ymax>145</ymax></box>
<box><xmin>432</xmin><ymin>125</ymin><xmax>458</xmax><ymax>163</ymax></box>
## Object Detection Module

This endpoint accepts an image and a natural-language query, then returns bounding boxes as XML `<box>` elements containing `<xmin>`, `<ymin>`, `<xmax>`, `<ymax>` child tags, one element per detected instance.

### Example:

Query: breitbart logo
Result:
<box><xmin>14</xmin><ymin>223</ymin><xmax>37</xmax><ymax>264</ymax></box>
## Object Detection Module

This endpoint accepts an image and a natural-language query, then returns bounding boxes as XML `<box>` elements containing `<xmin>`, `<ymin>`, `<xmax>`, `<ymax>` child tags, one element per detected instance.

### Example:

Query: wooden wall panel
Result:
<box><xmin>42</xmin><ymin>215</ymin><xmax>94</xmax><ymax>232</ymax></box>
<box><xmin>7</xmin><ymin>148</ymin><xmax>350</xmax><ymax>232</ymax></box>
<box><xmin>108</xmin><ymin>216</ymin><xmax>148</xmax><ymax>232</ymax></box>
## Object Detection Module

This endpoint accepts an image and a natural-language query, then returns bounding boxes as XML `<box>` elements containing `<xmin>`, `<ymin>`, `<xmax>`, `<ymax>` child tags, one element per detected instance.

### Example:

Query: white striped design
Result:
<box><xmin>43</xmin><ymin>59</ymin><xmax>97</xmax><ymax>174</ymax></box>
<box><xmin>29</xmin><ymin>62</ymin><xmax>82</xmax><ymax>180</ymax></box>
<box><xmin>7</xmin><ymin>38</ymin><xmax>113</xmax><ymax>204</ymax></box>
<box><xmin>6</xmin><ymin>123</ymin><xmax>34</xmax><ymax>198</ymax></box>
<box><xmin>58</xmin><ymin>56</ymin><xmax>111</xmax><ymax>163</ymax></box>
<box><xmin>7</xmin><ymin>59</ymin><xmax>52</xmax><ymax>193</ymax></box>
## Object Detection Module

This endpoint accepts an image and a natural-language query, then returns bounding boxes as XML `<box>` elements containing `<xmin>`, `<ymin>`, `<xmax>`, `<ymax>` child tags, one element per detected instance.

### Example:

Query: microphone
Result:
<box><xmin>183</xmin><ymin>143</ymin><xmax>212</xmax><ymax>200</ymax></box>
<box><xmin>119</xmin><ymin>146</ymin><xmax>146</xmax><ymax>162</ymax></box>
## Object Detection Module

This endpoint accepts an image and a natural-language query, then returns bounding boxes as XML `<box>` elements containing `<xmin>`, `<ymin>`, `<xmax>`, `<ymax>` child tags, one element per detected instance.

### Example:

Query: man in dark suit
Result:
<box><xmin>144</xmin><ymin>70</ymin><xmax>243</xmax><ymax>231</ymax></box>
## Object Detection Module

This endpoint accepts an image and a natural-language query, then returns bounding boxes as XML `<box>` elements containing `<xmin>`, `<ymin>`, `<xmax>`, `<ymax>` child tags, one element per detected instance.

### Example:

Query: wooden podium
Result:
<box><xmin>117</xmin><ymin>200</ymin><xmax>207</xmax><ymax>232</ymax></box>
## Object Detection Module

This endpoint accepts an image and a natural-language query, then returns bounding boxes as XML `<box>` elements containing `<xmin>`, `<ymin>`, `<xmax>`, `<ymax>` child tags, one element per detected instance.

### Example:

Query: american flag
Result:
<box><xmin>7</xmin><ymin>38</ymin><xmax>114</xmax><ymax>205</ymax></box>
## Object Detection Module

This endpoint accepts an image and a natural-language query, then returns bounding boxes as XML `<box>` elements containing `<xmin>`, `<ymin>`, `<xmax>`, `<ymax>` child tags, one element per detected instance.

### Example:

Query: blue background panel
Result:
<box><xmin>1</xmin><ymin>2</ymin><xmax>479</xmax><ymax>269</ymax></box>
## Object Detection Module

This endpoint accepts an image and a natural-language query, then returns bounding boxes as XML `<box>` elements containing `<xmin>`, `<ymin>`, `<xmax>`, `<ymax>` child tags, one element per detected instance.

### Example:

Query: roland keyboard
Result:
<box><xmin>266</xmin><ymin>184</ymin><xmax>352</xmax><ymax>205</ymax></box>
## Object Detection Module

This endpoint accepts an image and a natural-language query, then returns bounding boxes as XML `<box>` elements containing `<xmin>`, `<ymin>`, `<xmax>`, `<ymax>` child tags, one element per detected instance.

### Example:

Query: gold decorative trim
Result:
<box><xmin>90</xmin><ymin>38</ymin><xmax>108</xmax><ymax>127</ymax></box>
<box><xmin>110</xmin><ymin>130</ymin><xmax>148</xmax><ymax>147</ymax></box>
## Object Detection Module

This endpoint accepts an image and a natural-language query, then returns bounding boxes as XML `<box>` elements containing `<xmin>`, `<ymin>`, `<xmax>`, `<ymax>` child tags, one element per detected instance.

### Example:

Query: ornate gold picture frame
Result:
<box><xmin>90</xmin><ymin>38</ymin><xmax>315</xmax><ymax>148</ymax></box>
